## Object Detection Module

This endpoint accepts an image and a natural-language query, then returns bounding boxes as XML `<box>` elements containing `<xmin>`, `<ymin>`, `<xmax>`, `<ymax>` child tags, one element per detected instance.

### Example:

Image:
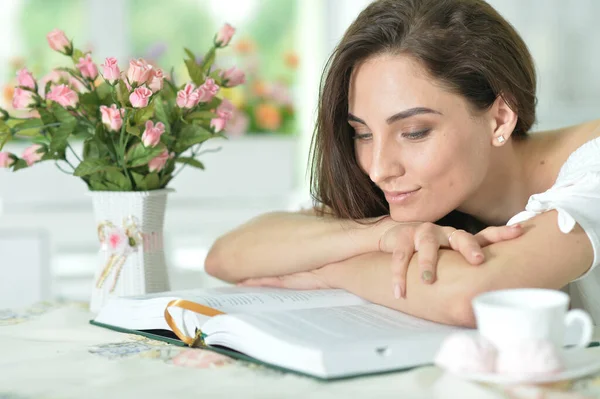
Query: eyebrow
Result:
<box><xmin>347</xmin><ymin>107</ymin><xmax>442</xmax><ymax>125</ymax></box>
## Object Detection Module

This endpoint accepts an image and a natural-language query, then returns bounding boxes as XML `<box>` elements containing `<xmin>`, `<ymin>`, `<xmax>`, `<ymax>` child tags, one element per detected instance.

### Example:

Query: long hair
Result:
<box><xmin>310</xmin><ymin>0</ymin><xmax>537</xmax><ymax>232</ymax></box>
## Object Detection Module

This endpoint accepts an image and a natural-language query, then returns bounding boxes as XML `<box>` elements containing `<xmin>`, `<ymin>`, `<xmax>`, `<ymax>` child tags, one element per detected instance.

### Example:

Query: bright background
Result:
<box><xmin>1</xmin><ymin>0</ymin><xmax>600</xmax><ymax>306</ymax></box>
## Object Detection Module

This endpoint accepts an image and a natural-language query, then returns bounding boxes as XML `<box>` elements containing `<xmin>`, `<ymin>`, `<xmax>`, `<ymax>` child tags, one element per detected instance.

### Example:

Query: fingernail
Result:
<box><xmin>422</xmin><ymin>270</ymin><xmax>434</xmax><ymax>283</ymax></box>
<box><xmin>394</xmin><ymin>283</ymin><xmax>401</xmax><ymax>299</ymax></box>
<box><xmin>510</xmin><ymin>223</ymin><xmax>522</xmax><ymax>229</ymax></box>
<box><xmin>473</xmin><ymin>252</ymin><xmax>484</xmax><ymax>261</ymax></box>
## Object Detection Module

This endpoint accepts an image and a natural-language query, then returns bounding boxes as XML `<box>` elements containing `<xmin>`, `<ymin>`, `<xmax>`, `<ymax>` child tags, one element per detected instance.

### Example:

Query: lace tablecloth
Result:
<box><xmin>1</xmin><ymin>301</ymin><xmax>599</xmax><ymax>399</ymax></box>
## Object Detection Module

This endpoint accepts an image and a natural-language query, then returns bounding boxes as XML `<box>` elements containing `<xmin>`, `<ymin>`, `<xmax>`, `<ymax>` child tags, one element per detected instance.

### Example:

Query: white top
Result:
<box><xmin>507</xmin><ymin>137</ymin><xmax>600</xmax><ymax>325</ymax></box>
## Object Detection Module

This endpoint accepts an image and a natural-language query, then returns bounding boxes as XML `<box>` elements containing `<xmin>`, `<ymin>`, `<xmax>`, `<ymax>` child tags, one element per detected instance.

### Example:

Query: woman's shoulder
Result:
<box><xmin>555</xmin><ymin>120</ymin><xmax>600</xmax><ymax>182</ymax></box>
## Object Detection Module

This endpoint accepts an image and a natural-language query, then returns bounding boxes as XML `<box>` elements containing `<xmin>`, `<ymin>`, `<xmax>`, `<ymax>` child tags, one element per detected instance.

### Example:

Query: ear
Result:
<box><xmin>489</xmin><ymin>95</ymin><xmax>518</xmax><ymax>147</ymax></box>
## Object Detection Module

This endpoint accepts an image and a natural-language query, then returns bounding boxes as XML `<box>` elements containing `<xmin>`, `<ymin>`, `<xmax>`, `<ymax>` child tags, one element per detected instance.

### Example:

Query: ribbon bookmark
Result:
<box><xmin>164</xmin><ymin>299</ymin><xmax>225</xmax><ymax>347</ymax></box>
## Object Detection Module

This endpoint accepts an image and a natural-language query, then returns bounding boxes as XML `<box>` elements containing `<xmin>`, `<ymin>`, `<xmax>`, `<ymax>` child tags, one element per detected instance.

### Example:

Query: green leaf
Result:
<box><xmin>31</xmin><ymin>136</ymin><xmax>47</xmax><ymax>146</ymax></box>
<box><xmin>175</xmin><ymin>157</ymin><xmax>204</xmax><ymax>169</ymax></box>
<box><xmin>132</xmin><ymin>103</ymin><xmax>155</xmax><ymax>126</ymax></box>
<box><xmin>13</xmin><ymin>118</ymin><xmax>43</xmax><ymax>133</ymax></box>
<box><xmin>144</xmin><ymin>173</ymin><xmax>160</xmax><ymax>190</ymax></box>
<box><xmin>154</xmin><ymin>98</ymin><xmax>171</xmax><ymax>133</ymax></box>
<box><xmin>48</xmin><ymin>103</ymin><xmax>77</xmax><ymax>156</ymax></box>
<box><xmin>185</xmin><ymin>59</ymin><xmax>204</xmax><ymax>86</ymax></box>
<box><xmin>79</xmin><ymin>92</ymin><xmax>99</xmax><ymax>116</ymax></box>
<box><xmin>43</xmin><ymin>80</ymin><xmax>53</xmax><ymax>97</ymax></box>
<box><xmin>72</xmin><ymin>123</ymin><xmax>93</xmax><ymax>138</ymax></box>
<box><xmin>104</xmin><ymin>170</ymin><xmax>132</xmax><ymax>191</ymax></box>
<box><xmin>74</xmin><ymin>159</ymin><xmax>120</xmax><ymax>177</ymax></box>
<box><xmin>51</xmin><ymin>102</ymin><xmax>77</xmax><ymax>124</ymax></box>
<box><xmin>201</xmin><ymin>47</ymin><xmax>216</xmax><ymax>77</ymax></box>
<box><xmin>184</xmin><ymin>47</ymin><xmax>196</xmax><ymax>62</ymax></box>
<box><xmin>126</xmin><ymin>125</ymin><xmax>141</xmax><ymax>137</ymax></box>
<box><xmin>0</xmin><ymin>133</ymin><xmax>8</xmax><ymax>151</ymax></box>
<box><xmin>196</xmin><ymin>96</ymin><xmax>222</xmax><ymax>111</ymax></box>
<box><xmin>89</xmin><ymin>179</ymin><xmax>110</xmax><ymax>191</ymax></box>
<box><xmin>126</xmin><ymin>143</ymin><xmax>165</xmax><ymax>167</ymax></box>
<box><xmin>71</xmin><ymin>49</ymin><xmax>85</xmax><ymax>64</ymax></box>
<box><xmin>173</xmin><ymin>124</ymin><xmax>213</xmax><ymax>153</ymax></box>
<box><xmin>38</xmin><ymin>108</ymin><xmax>55</xmax><ymax>125</ymax></box>
<box><xmin>130</xmin><ymin>171</ymin><xmax>147</xmax><ymax>190</ymax></box>
<box><xmin>11</xmin><ymin>159</ymin><xmax>29</xmax><ymax>171</ymax></box>
<box><xmin>159</xmin><ymin>176</ymin><xmax>171</xmax><ymax>188</ymax></box>
<box><xmin>118</xmin><ymin>80</ymin><xmax>130</xmax><ymax>107</ymax></box>
<box><xmin>95</xmin><ymin>82</ymin><xmax>113</xmax><ymax>103</ymax></box>
<box><xmin>186</xmin><ymin>111</ymin><xmax>215</xmax><ymax>121</ymax></box>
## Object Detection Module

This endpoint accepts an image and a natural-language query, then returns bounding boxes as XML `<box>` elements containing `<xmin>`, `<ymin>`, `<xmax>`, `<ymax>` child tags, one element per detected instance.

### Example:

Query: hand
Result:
<box><xmin>379</xmin><ymin>222</ymin><xmax>523</xmax><ymax>299</ymax></box>
<box><xmin>238</xmin><ymin>269</ymin><xmax>332</xmax><ymax>290</ymax></box>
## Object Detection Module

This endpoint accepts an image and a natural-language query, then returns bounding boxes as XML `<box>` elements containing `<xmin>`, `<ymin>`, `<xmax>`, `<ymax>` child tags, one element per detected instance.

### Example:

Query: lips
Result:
<box><xmin>383</xmin><ymin>188</ymin><xmax>421</xmax><ymax>204</ymax></box>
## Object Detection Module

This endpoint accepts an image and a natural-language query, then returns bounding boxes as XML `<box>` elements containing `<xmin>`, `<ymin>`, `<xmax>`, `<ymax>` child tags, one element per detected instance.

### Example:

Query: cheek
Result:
<box><xmin>355</xmin><ymin>144</ymin><xmax>371</xmax><ymax>173</ymax></box>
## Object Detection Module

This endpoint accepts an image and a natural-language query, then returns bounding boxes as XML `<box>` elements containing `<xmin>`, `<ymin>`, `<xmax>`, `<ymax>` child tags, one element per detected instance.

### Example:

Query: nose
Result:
<box><xmin>368</xmin><ymin>136</ymin><xmax>405</xmax><ymax>184</ymax></box>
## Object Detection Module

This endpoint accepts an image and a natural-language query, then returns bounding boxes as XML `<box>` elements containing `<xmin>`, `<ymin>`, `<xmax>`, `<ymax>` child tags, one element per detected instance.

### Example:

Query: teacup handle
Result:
<box><xmin>564</xmin><ymin>309</ymin><xmax>593</xmax><ymax>349</ymax></box>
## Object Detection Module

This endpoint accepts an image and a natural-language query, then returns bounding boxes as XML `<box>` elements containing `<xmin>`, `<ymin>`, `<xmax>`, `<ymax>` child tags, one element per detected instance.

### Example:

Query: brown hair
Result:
<box><xmin>310</xmin><ymin>0</ymin><xmax>537</xmax><ymax>232</ymax></box>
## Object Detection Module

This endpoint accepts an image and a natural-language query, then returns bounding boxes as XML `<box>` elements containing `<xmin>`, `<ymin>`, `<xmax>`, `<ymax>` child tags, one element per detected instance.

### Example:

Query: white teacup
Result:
<box><xmin>472</xmin><ymin>288</ymin><xmax>593</xmax><ymax>351</ymax></box>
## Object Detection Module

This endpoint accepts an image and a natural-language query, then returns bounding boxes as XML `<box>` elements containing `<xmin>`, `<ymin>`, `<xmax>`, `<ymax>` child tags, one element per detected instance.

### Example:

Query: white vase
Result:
<box><xmin>88</xmin><ymin>189</ymin><xmax>172</xmax><ymax>313</ymax></box>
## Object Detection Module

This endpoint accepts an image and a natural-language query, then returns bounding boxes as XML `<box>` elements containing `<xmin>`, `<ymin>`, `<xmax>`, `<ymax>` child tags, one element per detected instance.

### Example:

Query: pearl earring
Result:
<box><xmin>497</xmin><ymin>135</ymin><xmax>505</xmax><ymax>144</ymax></box>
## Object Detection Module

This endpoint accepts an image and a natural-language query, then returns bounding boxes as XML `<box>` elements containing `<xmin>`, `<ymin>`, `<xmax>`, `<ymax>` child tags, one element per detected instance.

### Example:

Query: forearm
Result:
<box><xmin>321</xmin><ymin>251</ymin><xmax>480</xmax><ymax>327</ymax></box>
<box><xmin>321</xmin><ymin>225</ymin><xmax>585</xmax><ymax>328</ymax></box>
<box><xmin>205</xmin><ymin>211</ymin><xmax>391</xmax><ymax>282</ymax></box>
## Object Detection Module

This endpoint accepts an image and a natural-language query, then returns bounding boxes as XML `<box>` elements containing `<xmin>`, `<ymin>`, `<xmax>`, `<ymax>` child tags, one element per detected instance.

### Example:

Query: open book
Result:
<box><xmin>91</xmin><ymin>287</ymin><xmax>466</xmax><ymax>379</ymax></box>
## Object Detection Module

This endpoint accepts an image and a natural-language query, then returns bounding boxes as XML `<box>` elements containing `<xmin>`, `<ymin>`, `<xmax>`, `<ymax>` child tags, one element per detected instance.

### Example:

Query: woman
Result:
<box><xmin>206</xmin><ymin>0</ymin><xmax>600</xmax><ymax>327</ymax></box>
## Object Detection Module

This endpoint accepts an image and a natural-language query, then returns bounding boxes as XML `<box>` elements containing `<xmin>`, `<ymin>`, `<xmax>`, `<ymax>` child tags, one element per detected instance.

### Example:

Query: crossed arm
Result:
<box><xmin>240</xmin><ymin>211</ymin><xmax>593</xmax><ymax>328</ymax></box>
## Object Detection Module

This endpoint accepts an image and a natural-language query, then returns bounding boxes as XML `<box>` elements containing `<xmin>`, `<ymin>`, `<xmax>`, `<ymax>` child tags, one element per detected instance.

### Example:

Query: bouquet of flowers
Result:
<box><xmin>0</xmin><ymin>24</ymin><xmax>245</xmax><ymax>191</ymax></box>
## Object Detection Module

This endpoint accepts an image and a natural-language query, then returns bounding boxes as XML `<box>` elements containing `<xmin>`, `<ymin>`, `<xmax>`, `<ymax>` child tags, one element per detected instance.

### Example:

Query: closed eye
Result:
<box><xmin>353</xmin><ymin>133</ymin><xmax>372</xmax><ymax>141</ymax></box>
<box><xmin>402</xmin><ymin>129</ymin><xmax>431</xmax><ymax>140</ymax></box>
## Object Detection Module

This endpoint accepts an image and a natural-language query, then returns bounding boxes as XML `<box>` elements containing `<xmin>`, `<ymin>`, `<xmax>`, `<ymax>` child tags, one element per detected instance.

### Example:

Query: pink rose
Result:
<box><xmin>16</xmin><ymin>68</ymin><xmax>36</xmax><ymax>90</ymax></box>
<box><xmin>210</xmin><ymin>117</ymin><xmax>227</xmax><ymax>133</ymax></box>
<box><xmin>215</xmin><ymin>24</ymin><xmax>235</xmax><ymax>47</ymax></box>
<box><xmin>221</xmin><ymin>67</ymin><xmax>245</xmax><ymax>88</ymax></box>
<box><xmin>200</xmin><ymin>78</ymin><xmax>219</xmax><ymax>99</ymax></box>
<box><xmin>46</xmin><ymin>29</ymin><xmax>71</xmax><ymax>53</ymax></box>
<box><xmin>197</xmin><ymin>78</ymin><xmax>219</xmax><ymax>102</ymax></box>
<box><xmin>99</xmin><ymin>104</ymin><xmax>124</xmax><ymax>131</ymax></box>
<box><xmin>76</xmin><ymin>54</ymin><xmax>98</xmax><ymax>80</ymax></box>
<box><xmin>127</xmin><ymin>59</ymin><xmax>152</xmax><ymax>85</ymax></box>
<box><xmin>176</xmin><ymin>83</ymin><xmax>200</xmax><ymax>109</ymax></box>
<box><xmin>47</xmin><ymin>84</ymin><xmax>79</xmax><ymax>108</ymax></box>
<box><xmin>21</xmin><ymin>144</ymin><xmax>44</xmax><ymax>166</ymax></box>
<box><xmin>101</xmin><ymin>57</ymin><xmax>120</xmax><ymax>85</ymax></box>
<box><xmin>12</xmin><ymin>88</ymin><xmax>37</xmax><ymax>110</ymax></box>
<box><xmin>0</xmin><ymin>152</ymin><xmax>15</xmax><ymax>168</ymax></box>
<box><xmin>216</xmin><ymin>99</ymin><xmax>234</xmax><ymax>120</ymax></box>
<box><xmin>147</xmin><ymin>68</ymin><xmax>164</xmax><ymax>93</ymax></box>
<box><xmin>141</xmin><ymin>120</ymin><xmax>165</xmax><ymax>147</ymax></box>
<box><xmin>148</xmin><ymin>149</ymin><xmax>170</xmax><ymax>172</ymax></box>
<box><xmin>129</xmin><ymin>86</ymin><xmax>152</xmax><ymax>108</ymax></box>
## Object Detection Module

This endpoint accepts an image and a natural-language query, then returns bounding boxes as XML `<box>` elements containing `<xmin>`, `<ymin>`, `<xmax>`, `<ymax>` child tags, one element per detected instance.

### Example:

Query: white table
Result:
<box><xmin>1</xmin><ymin>301</ymin><xmax>599</xmax><ymax>399</ymax></box>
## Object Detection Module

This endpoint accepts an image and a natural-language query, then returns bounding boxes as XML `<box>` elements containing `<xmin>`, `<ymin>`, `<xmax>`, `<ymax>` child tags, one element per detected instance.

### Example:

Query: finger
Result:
<box><xmin>390</xmin><ymin>249</ymin><xmax>410</xmax><ymax>299</ymax></box>
<box><xmin>414</xmin><ymin>223</ymin><xmax>440</xmax><ymax>284</ymax></box>
<box><xmin>475</xmin><ymin>224</ymin><xmax>523</xmax><ymax>247</ymax></box>
<box><xmin>449</xmin><ymin>230</ymin><xmax>486</xmax><ymax>265</ymax></box>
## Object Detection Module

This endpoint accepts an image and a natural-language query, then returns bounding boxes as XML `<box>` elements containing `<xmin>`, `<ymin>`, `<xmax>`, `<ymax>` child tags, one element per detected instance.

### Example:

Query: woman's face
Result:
<box><xmin>348</xmin><ymin>54</ymin><xmax>493</xmax><ymax>223</ymax></box>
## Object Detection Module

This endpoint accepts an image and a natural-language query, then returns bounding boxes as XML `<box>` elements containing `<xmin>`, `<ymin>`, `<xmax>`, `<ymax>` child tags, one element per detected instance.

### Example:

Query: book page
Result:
<box><xmin>202</xmin><ymin>303</ymin><xmax>466</xmax><ymax>377</ymax></box>
<box><xmin>93</xmin><ymin>287</ymin><xmax>368</xmax><ymax>335</ymax></box>
<box><xmin>169</xmin><ymin>286</ymin><xmax>368</xmax><ymax>313</ymax></box>
<box><xmin>205</xmin><ymin>303</ymin><xmax>460</xmax><ymax>346</ymax></box>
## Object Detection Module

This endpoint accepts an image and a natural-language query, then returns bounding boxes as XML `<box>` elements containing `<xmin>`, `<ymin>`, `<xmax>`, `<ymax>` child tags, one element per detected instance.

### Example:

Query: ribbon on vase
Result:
<box><xmin>96</xmin><ymin>216</ymin><xmax>144</xmax><ymax>292</ymax></box>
